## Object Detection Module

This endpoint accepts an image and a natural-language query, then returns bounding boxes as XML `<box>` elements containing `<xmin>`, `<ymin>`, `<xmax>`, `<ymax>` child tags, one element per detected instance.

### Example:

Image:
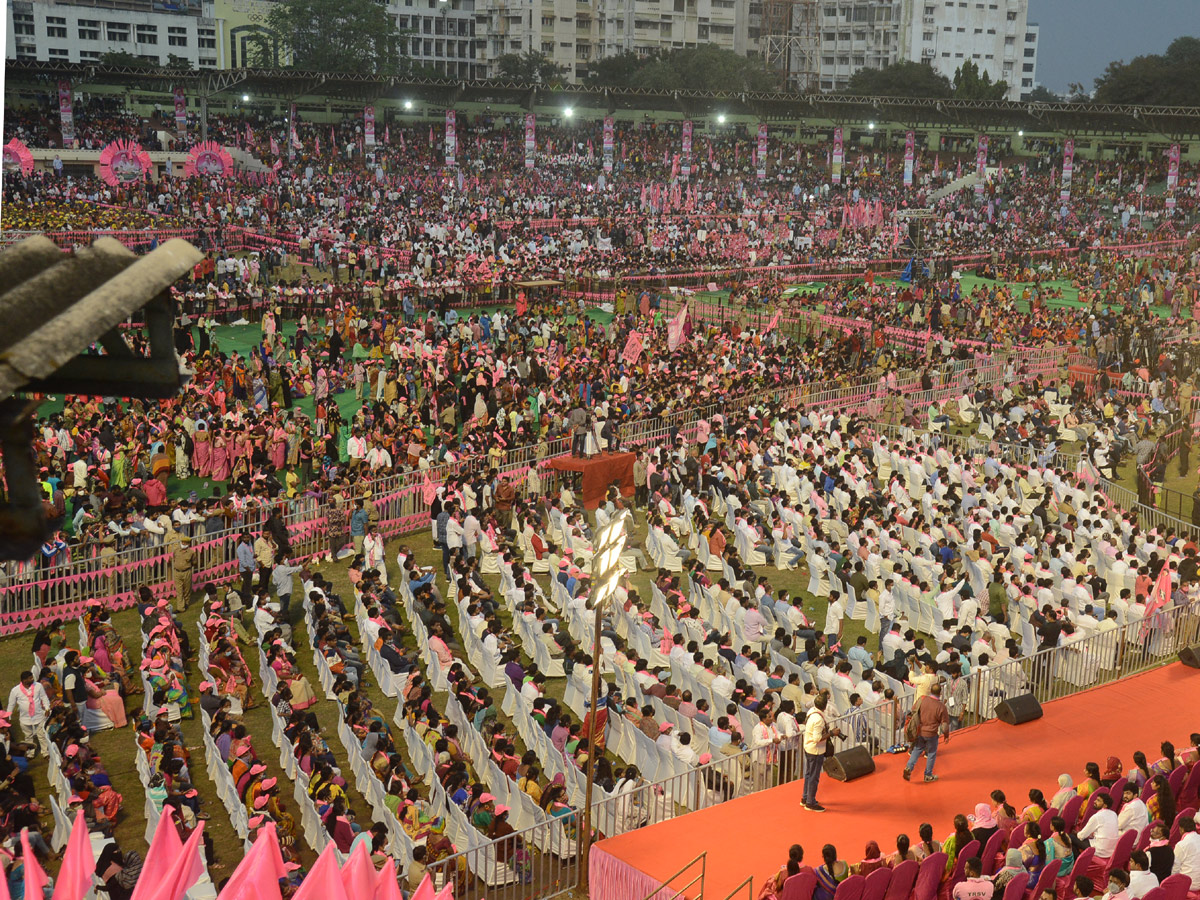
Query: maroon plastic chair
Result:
<box><xmin>1139</xmin><ymin>888</ymin><xmax>1168</xmax><ymax>900</ymax></box>
<box><xmin>1169</xmin><ymin>807</ymin><xmax>1196</xmax><ymax>845</ymax></box>
<box><xmin>1056</xmin><ymin>847</ymin><xmax>1094</xmax><ymax>900</ymax></box>
<box><xmin>1141</xmin><ymin>779</ymin><xmax>1157</xmax><ymax>802</ymax></box>
<box><xmin>882</xmin><ymin>860</ymin><xmax>917</xmax><ymax>900</ymax></box>
<box><xmin>861</xmin><ymin>866</ymin><xmax>893</xmax><ymax>900</ymax></box>
<box><xmin>833</xmin><ymin>873</ymin><xmax>866</xmax><ymax>900</ymax></box>
<box><xmin>939</xmin><ymin>842</ymin><xmax>980</xmax><ymax>900</ymax></box>
<box><xmin>1179</xmin><ymin>765</ymin><xmax>1200</xmax><ymax>808</ymax></box>
<box><xmin>980</xmin><ymin>830</ymin><xmax>1006</xmax><ymax>876</ymax></box>
<box><xmin>1024</xmin><ymin>859</ymin><xmax>1062</xmax><ymax>900</ymax></box>
<box><xmin>1080</xmin><ymin>789</ymin><xmax>1110</xmax><ymax>828</ymax></box>
<box><xmin>1169</xmin><ymin>765</ymin><xmax>1188</xmax><ymax>800</ymax></box>
<box><xmin>1159</xmin><ymin>874</ymin><xmax>1192</xmax><ymax>900</ymax></box>
<box><xmin>1110</xmin><ymin>777</ymin><xmax>1128</xmax><ymax>813</ymax></box>
<box><xmin>1061</xmin><ymin>795</ymin><xmax>1085</xmax><ymax>827</ymax></box>
<box><xmin>783</xmin><ymin>869</ymin><xmax>818</xmax><ymax>900</ymax></box>
<box><xmin>1001</xmin><ymin>873</ymin><xmax>1027</xmax><ymax>900</ymax></box>
<box><xmin>1137</xmin><ymin>823</ymin><xmax>1155</xmax><ymax>851</ymax></box>
<box><xmin>911</xmin><ymin>852</ymin><xmax>947</xmax><ymax>900</ymax></box>
<box><xmin>1037</xmin><ymin>809</ymin><xmax>1057</xmax><ymax>840</ymax></box>
<box><xmin>1088</xmin><ymin>829</ymin><xmax>1136</xmax><ymax>884</ymax></box>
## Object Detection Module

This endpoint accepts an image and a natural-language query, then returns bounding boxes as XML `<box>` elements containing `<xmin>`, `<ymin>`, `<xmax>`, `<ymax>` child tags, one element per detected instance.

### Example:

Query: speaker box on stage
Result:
<box><xmin>995</xmin><ymin>693</ymin><xmax>1043</xmax><ymax>725</ymax></box>
<box><xmin>1180</xmin><ymin>646</ymin><xmax>1200</xmax><ymax>669</ymax></box>
<box><xmin>823</xmin><ymin>746</ymin><xmax>875</xmax><ymax>782</ymax></box>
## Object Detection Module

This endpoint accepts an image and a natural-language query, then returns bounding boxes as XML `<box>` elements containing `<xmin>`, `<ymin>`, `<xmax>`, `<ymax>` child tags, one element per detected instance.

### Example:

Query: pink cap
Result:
<box><xmin>254</xmin><ymin>795</ymin><xmax>270</xmax><ymax>808</ymax></box>
<box><xmin>659</xmin><ymin>722</ymin><xmax>673</xmax><ymax>733</ymax></box>
<box><xmin>260</xmin><ymin>777</ymin><xmax>277</xmax><ymax>790</ymax></box>
<box><xmin>198</xmin><ymin>681</ymin><xmax>214</xmax><ymax>691</ymax></box>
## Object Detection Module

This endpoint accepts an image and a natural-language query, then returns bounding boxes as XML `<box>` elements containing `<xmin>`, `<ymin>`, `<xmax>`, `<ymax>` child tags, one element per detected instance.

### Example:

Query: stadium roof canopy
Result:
<box><xmin>7</xmin><ymin>60</ymin><xmax>1200</xmax><ymax>137</ymax></box>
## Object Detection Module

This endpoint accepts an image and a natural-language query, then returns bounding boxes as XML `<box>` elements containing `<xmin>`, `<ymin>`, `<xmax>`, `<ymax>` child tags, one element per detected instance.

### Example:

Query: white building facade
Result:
<box><xmin>6</xmin><ymin>0</ymin><xmax>219</xmax><ymax>68</ymax></box>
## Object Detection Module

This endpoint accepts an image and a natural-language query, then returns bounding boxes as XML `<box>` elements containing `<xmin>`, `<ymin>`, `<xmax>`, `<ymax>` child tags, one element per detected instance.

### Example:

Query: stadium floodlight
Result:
<box><xmin>564</xmin><ymin>107</ymin><xmax>574</xmax><ymax>118</ymax></box>
<box><xmin>868</xmin><ymin>121</ymin><xmax>876</xmax><ymax>130</ymax></box>
<box><xmin>404</xmin><ymin>100</ymin><xmax>414</xmax><ymax>110</ymax></box>
<box><xmin>717</xmin><ymin>114</ymin><xmax>727</xmax><ymax>124</ymax></box>
<box><xmin>1018</xmin><ymin>129</ymin><xmax>1024</xmax><ymax>136</ymax></box>
<box><xmin>242</xmin><ymin>94</ymin><xmax>250</xmax><ymax>102</ymax></box>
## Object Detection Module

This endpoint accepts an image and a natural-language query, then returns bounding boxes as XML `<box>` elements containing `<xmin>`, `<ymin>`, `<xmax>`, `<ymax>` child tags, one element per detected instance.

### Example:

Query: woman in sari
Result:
<box><xmin>1147</xmin><ymin>774</ymin><xmax>1176</xmax><ymax>827</ymax></box>
<box><xmin>89</xmin><ymin>610</ymin><xmax>139</xmax><ymax>694</ymax></box>
<box><xmin>1018</xmin><ymin>823</ymin><xmax>1046</xmax><ymax>888</ymax></box>
<box><xmin>1127</xmin><ymin>752</ymin><xmax>1153</xmax><ymax>791</ymax></box>
<box><xmin>1043</xmin><ymin>817</ymin><xmax>1074</xmax><ymax>874</ymax></box>
<box><xmin>144</xmin><ymin>657</ymin><xmax>190</xmax><ymax>718</ymax></box>
<box><xmin>398</xmin><ymin>790</ymin><xmax>455</xmax><ymax>862</ymax></box>
<box><xmin>209</xmin><ymin>639</ymin><xmax>253</xmax><ymax>711</ymax></box>
<box><xmin>757</xmin><ymin>845</ymin><xmax>808</xmax><ymax>900</ymax></box>
<box><xmin>942</xmin><ymin>814</ymin><xmax>975</xmax><ymax>878</ymax></box>
<box><xmin>991</xmin><ymin>850</ymin><xmax>1029</xmax><ymax>896</ymax></box>
<box><xmin>192</xmin><ymin>421</ymin><xmax>211</xmax><ymax>477</ymax></box>
<box><xmin>268</xmin><ymin>648</ymin><xmax>317</xmax><ymax>711</ymax></box>
<box><xmin>1101</xmin><ymin>756</ymin><xmax>1123</xmax><ymax>787</ymax></box>
<box><xmin>855</xmin><ymin>842</ymin><xmax>885</xmax><ymax>876</ymax></box>
<box><xmin>1076</xmin><ymin>762</ymin><xmax>1101</xmax><ymax>802</ymax></box>
<box><xmin>813</xmin><ymin>844</ymin><xmax>849</xmax><ymax>900</ymax></box>
<box><xmin>83</xmin><ymin>664</ymin><xmax>127</xmax><ymax>730</ymax></box>
<box><xmin>886</xmin><ymin>835</ymin><xmax>917</xmax><ymax>868</ymax></box>
<box><xmin>1050</xmin><ymin>773</ymin><xmax>1077</xmax><ymax>811</ymax></box>
<box><xmin>1021</xmin><ymin>789</ymin><xmax>1048</xmax><ymax>824</ymax></box>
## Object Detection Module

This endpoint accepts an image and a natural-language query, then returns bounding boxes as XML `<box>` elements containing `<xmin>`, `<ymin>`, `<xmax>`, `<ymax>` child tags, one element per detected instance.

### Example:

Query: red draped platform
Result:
<box><xmin>546</xmin><ymin>452</ymin><xmax>636</xmax><ymax>509</ymax></box>
<box><xmin>590</xmin><ymin>664</ymin><xmax>1200</xmax><ymax>900</ymax></box>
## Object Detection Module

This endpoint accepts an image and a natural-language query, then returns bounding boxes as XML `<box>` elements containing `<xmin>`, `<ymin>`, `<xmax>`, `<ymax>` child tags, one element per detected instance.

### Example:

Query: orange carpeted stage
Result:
<box><xmin>590</xmin><ymin>664</ymin><xmax>1200</xmax><ymax>900</ymax></box>
<box><xmin>546</xmin><ymin>451</ymin><xmax>635</xmax><ymax>509</ymax></box>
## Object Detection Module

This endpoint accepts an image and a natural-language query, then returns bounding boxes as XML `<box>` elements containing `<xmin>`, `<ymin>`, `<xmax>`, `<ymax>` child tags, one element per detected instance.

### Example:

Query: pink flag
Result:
<box><xmin>1140</xmin><ymin>564</ymin><xmax>1173</xmax><ymax>638</ymax></box>
<box><xmin>153</xmin><ymin>822</ymin><xmax>207</xmax><ymax>900</ymax></box>
<box><xmin>765</xmin><ymin>310</ymin><xmax>781</xmax><ymax>333</ymax></box>
<box><xmin>131</xmin><ymin>809</ymin><xmax>182</xmax><ymax>900</ymax></box>
<box><xmin>270</xmin><ymin>137</ymin><xmax>280</xmax><ymax>156</ymax></box>
<box><xmin>218</xmin><ymin>823</ymin><xmax>288</xmax><ymax>900</ymax></box>
<box><xmin>667</xmin><ymin>306</ymin><xmax>687</xmax><ymax>351</ymax></box>
<box><xmin>373</xmin><ymin>860</ymin><xmax>405</xmax><ymax>900</ymax></box>
<box><xmin>410</xmin><ymin>876</ymin><xmax>436</xmax><ymax>900</ymax></box>
<box><xmin>341</xmin><ymin>841</ymin><xmax>376</xmax><ymax>900</ymax></box>
<box><xmin>245</xmin><ymin>124</ymin><xmax>254</xmax><ymax>143</ymax></box>
<box><xmin>433</xmin><ymin>885</ymin><xmax>455</xmax><ymax>900</ymax></box>
<box><xmin>315</xmin><ymin>135</ymin><xmax>321</xmax><ymax>154</ymax></box>
<box><xmin>622</xmin><ymin>330</ymin><xmax>644</xmax><ymax>364</ymax></box>
<box><xmin>294</xmin><ymin>844</ymin><xmax>348</xmax><ymax>900</ymax></box>
<box><xmin>51</xmin><ymin>812</ymin><xmax>95</xmax><ymax>900</ymax></box>
<box><xmin>385</xmin><ymin>125</ymin><xmax>390</xmax><ymax>144</ymax></box>
<box><xmin>21</xmin><ymin>831</ymin><xmax>48</xmax><ymax>900</ymax></box>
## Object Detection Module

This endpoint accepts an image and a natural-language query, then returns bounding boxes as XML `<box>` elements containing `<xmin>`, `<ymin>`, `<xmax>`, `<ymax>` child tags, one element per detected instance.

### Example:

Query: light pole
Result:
<box><xmin>578</xmin><ymin>509</ymin><xmax>629</xmax><ymax>886</ymax></box>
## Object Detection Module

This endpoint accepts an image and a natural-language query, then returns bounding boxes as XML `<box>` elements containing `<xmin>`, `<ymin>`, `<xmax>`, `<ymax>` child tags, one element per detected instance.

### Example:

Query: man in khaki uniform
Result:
<box><xmin>172</xmin><ymin>534</ymin><xmax>196</xmax><ymax>612</ymax></box>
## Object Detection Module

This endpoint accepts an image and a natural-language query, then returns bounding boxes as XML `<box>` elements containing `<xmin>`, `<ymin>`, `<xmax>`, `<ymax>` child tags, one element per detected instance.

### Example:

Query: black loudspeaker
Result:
<box><xmin>823</xmin><ymin>746</ymin><xmax>876</xmax><ymax>782</ymax></box>
<box><xmin>995</xmin><ymin>693</ymin><xmax>1043</xmax><ymax>725</ymax></box>
<box><xmin>1179</xmin><ymin>647</ymin><xmax>1200</xmax><ymax>669</ymax></box>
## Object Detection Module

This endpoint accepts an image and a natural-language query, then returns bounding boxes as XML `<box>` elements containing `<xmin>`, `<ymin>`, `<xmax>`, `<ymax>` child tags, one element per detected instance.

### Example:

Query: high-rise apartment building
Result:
<box><xmin>6</xmin><ymin>0</ymin><xmax>1037</xmax><ymax>99</ymax></box>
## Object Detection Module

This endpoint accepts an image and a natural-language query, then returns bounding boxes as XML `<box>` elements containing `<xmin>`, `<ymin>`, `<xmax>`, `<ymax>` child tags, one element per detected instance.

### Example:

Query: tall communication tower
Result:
<box><xmin>761</xmin><ymin>0</ymin><xmax>819</xmax><ymax>92</ymax></box>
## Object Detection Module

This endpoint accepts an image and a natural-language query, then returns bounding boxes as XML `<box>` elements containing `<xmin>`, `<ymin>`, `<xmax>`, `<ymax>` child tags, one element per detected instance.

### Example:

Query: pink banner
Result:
<box><xmin>1166</xmin><ymin>143</ymin><xmax>1180</xmax><ymax>211</ymax></box>
<box><xmin>58</xmin><ymin>80</ymin><xmax>76</xmax><ymax>149</ymax></box>
<box><xmin>974</xmin><ymin>135</ymin><xmax>988</xmax><ymax>199</ymax></box>
<box><xmin>524</xmin><ymin>113</ymin><xmax>536</xmax><ymax>170</ymax></box>
<box><xmin>623</xmin><ymin>331</ymin><xmax>644</xmax><ymax>364</ymax></box>
<box><xmin>756</xmin><ymin>123</ymin><xmax>768</xmax><ymax>180</ymax></box>
<box><xmin>364</xmin><ymin>106</ymin><xmax>376</xmax><ymax>146</ymax></box>
<box><xmin>603</xmin><ymin>117</ymin><xmax>614</xmax><ymax>174</ymax></box>
<box><xmin>903</xmin><ymin>131</ymin><xmax>915</xmax><ymax>187</ymax></box>
<box><xmin>1060</xmin><ymin>138</ymin><xmax>1074</xmax><ymax>201</ymax></box>
<box><xmin>832</xmin><ymin>127</ymin><xmax>843</xmax><ymax>184</ymax></box>
<box><xmin>173</xmin><ymin>86</ymin><xmax>187</xmax><ymax>133</ymax></box>
<box><xmin>681</xmin><ymin>120</ymin><xmax>693</xmax><ymax>178</ymax></box>
<box><xmin>444</xmin><ymin>110</ymin><xmax>457</xmax><ymax>167</ymax></box>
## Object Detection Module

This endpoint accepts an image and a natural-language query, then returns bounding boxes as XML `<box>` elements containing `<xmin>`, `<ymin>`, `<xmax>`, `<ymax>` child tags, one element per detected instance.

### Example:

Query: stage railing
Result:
<box><xmin>423</xmin><ymin>810</ymin><xmax>583</xmax><ymax>900</ymax></box>
<box><xmin>824</xmin><ymin>599</ymin><xmax>1200</xmax><ymax>754</ymax></box>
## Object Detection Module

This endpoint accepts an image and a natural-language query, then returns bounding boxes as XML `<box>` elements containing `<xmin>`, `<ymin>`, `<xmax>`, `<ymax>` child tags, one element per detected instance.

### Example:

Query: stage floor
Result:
<box><xmin>591</xmin><ymin>664</ymin><xmax>1200</xmax><ymax>900</ymax></box>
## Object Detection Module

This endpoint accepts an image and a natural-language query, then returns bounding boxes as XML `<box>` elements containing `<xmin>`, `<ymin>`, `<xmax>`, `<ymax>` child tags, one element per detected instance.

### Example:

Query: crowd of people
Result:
<box><xmin>758</xmin><ymin>738</ymin><xmax>1200</xmax><ymax>900</ymax></box>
